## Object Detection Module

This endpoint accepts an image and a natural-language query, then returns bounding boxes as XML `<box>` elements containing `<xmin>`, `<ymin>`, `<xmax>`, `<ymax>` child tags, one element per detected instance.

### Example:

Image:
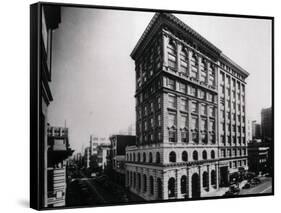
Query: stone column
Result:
<box><xmin>199</xmin><ymin>166</ymin><xmax>202</xmax><ymax>197</ymax></box>
<box><xmin>216</xmin><ymin>163</ymin><xmax>219</xmax><ymax>189</ymax></box>
<box><xmin>208</xmin><ymin>165</ymin><xmax>211</xmax><ymax>191</ymax></box>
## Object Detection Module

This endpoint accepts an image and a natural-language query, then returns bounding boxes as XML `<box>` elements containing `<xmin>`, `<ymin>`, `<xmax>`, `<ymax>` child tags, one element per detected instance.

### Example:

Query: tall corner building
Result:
<box><xmin>125</xmin><ymin>13</ymin><xmax>249</xmax><ymax>200</ymax></box>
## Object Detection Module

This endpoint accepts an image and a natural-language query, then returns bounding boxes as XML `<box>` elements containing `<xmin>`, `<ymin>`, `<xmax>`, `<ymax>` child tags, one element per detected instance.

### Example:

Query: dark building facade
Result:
<box><xmin>125</xmin><ymin>13</ymin><xmax>249</xmax><ymax>200</ymax></box>
<box><xmin>110</xmin><ymin>135</ymin><xmax>136</xmax><ymax>185</ymax></box>
<box><xmin>248</xmin><ymin>139</ymin><xmax>270</xmax><ymax>175</ymax></box>
<box><xmin>261</xmin><ymin>107</ymin><xmax>272</xmax><ymax>142</ymax></box>
<box><xmin>252</xmin><ymin>120</ymin><xmax>261</xmax><ymax>139</ymax></box>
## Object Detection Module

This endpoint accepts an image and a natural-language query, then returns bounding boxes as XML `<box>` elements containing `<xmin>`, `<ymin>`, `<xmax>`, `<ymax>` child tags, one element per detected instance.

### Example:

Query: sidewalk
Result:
<box><xmin>202</xmin><ymin>187</ymin><xmax>229</xmax><ymax>197</ymax></box>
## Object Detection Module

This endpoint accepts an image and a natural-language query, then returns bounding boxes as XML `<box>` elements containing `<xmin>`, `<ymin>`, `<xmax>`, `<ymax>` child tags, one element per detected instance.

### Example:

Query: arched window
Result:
<box><xmin>137</xmin><ymin>153</ymin><xmax>141</xmax><ymax>162</ymax></box>
<box><xmin>156</xmin><ymin>152</ymin><xmax>161</xmax><ymax>164</ymax></box>
<box><xmin>211</xmin><ymin>170</ymin><xmax>216</xmax><ymax>186</ymax></box>
<box><xmin>149</xmin><ymin>152</ymin><xmax>153</xmax><ymax>163</ymax></box>
<box><xmin>150</xmin><ymin>176</ymin><xmax>154</xmax><ymax>195</ymax></box>
<box><xmin>168</xmin><ymin>177</ymin><xmax>176</xmax><ymax>198</ymax></box>
<box><xmin>202</xmin><ymin>150</ymin><xmax>207</xmax><ymax>160</ymax></box>
<box><xmin>143</xmin><ymin>152</ymin><xmax>146</xmax><ymax>162</ymax></box>
<box><xmin>143</xmin><ymin>175</ymin><xmax>147</xmax><ymax>192</ymax></box>
<box><xmin>182</xmin><ymin>151</ymin><xmax>188</xmax><ymax>162</ymax></box>
<box><xmin>211</xmin><ymin>150</ymin><xmax>215</xmax><ymax>159</ymax></box>
<box><xmin>169</xmin><ymin>151</ymin><xmax>176</xmax><ymax>162</ymax></box>
<box><xmin>203</xmin><ymin>171</ymin><xmax>209</xmax><ymax>191</ymax></box>
<box><xmin>167</xmin><ymin>41</ymin><xmax>177</xmax><ymax>69</ymax></box>
<box><xmin>133</xmin><ymin>153</ymin><xmax>136</xmax><ymax>162</ymax></box>
<box><xmin>157</xmin><ymin>178</ymin><xmax>162</xmax><ymax>199</ymax></box>
<box><xmin>193</xmin><ymin>150</ymin><xmax>198</xmax><ymax>161</ymax></box>
<box><xmin>181</xmin><ymin>175</ymin><xmax>187</xmax><ymax>194</ymax></box>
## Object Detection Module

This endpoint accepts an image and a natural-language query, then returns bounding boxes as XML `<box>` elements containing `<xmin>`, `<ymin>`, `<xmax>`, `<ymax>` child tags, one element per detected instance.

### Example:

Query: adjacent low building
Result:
<box><xmin>47</xmin><ymin>126</ymin><xmax>73</xmax><ymax>207</ymax></box>
<box><xmin>248</xmin><ymin>139</ymin><xmax>270</xmax><ymax>175</ymax></box>
<box><xmin>110</xmin><ymin>135</ymin><xmax>136</xmax><ymax>185</ymax></box>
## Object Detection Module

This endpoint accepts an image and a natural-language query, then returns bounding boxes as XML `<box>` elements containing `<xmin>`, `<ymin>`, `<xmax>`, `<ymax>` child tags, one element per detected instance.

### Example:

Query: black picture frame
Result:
<box><xmin>30</xmin><ymin>2</ymin><xmax>274</xmax><ymax>210</ymax></box>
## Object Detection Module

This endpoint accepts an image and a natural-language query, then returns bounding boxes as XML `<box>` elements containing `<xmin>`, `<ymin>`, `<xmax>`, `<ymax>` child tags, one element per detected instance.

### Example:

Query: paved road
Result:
<box><xmin>239</xmin><ymin>177</ymin><xmax>272</xmax><ymax>195</ymax></box>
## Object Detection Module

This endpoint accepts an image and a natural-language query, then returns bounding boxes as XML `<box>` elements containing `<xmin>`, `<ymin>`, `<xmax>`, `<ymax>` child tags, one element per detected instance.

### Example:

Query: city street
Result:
<box><xmin>239</xmin><ymin>177</ymin><xmax>272</xmax><ymax>195</ymax></box>
<box><xmin>66</xmin><ymin>172</ymin><xmax>131</xmax><ymax>207</ymax></box>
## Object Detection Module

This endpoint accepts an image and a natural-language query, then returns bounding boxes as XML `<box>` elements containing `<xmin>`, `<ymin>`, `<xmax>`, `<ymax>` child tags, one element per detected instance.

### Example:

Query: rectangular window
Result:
<box><xmin>167</xmin><ymin>44</ymin><xmax>177</xmax><ymax>69</ymax></box>
<box><xmin>179</xmin><ymin>83</ymin><xmax>187</xmax><ymax>93</ymax></box>
<box><xmin>168</xmin><ymin>113</ymin><xmax>176</xmax><ymax>127</ymax></box>
<box><xmin>209</xmin><ymin>106</ymin><xmax>215</xmax><ymax>117</ymax></box>
<box><xmin>191</xmin><ymin>116</ymin><xmax>198</xmax><ymax>130</ymax></box>
<box><xmin>168</xmin><ymin>95</ymin><xmax>177</xmax><ymax>109</ymax></box>
<box><xmin>201</xmin><ymin>119</ymin><xmax>207</xmax><ymax>131</ymax></box>
<box><xmin>191</xmin><ymin>101</ymin><xmax>198</xmax><ymax>113</ymax></box>
<box><xmin>181</xmin><ymin>115</ymin><xmax>188</xmax><ymax>128</ymax></box>
<box><xmin>210</xmin><ymin>120</ymin><xmax>215</xmax><ymax>131</ymax></box>
<box><xmin>167</xmin><ymin>78</ymin><xmax>176</xmax><ymax>90</ymax></box>
<box><xmin>180</xmin><ymin>98</ymin><xmax>188</xmax><ymax>111</ymax></box>
<box><xmin>201</xmin><ymin>104</ymin><xmax>207</xmax><ymax>115</ymax></box>
<box><xmin>169</xmin><ymin>130</ymin><xmax>177</xmax><ymax>142</ymax></box>
<box><xmin>181</xmin><ymin>131</ymin><xmax>188</xmax><ymax>142</ymax></box>
<box><xmin>189</xmin><ymin>86</ymin><xmax>197</xmax><ymax>96</ymax></box>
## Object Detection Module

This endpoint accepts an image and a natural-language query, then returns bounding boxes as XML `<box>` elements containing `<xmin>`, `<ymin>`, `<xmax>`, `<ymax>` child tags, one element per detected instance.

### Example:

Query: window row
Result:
<box><xmin>220</xmin><ymin>135</ymin><xmax>246</xmax><ymax>145</ymax></box>
<box><xmin>220</xmin><ymin>148</ymin><xmax>247</xmax><ymax>158</ymax></box>
<box><xmin>127</xmin><ymin>172</ymin><xmax>162</xmax><ymax>199</ymax></box>
<box><xmin>167</xmin><ymin>94</ymin><xmax>216</xmax><ymax>116</ymax></box>
<box><xmin>229</xmin><ymin>159</ymin><xmax>247</xmax><ymax>168</ymax></box>
<box><xmin>168</xmin><ymin>150</ymin><xmax>216</xmax><ymax>162</ymax></box>
<box><xmin>166</xmin><ymin>77</ymin><xmax>217</xmax><ymax>103</ymax></box>
<box><xmin>166</xmin><ymin>39</ymin><xmax>216</xmax><ymax>86</ymax></box>
<box><xmin>127</xmin><ymin>152</ymin><xmax>161</xmax><ymax>163</ymax></box>
<box><xmin>168</xmin><ymin>129</ymin><xmax>216</xmax><ymax>144</ymax></box>
<box><xmin>168</xmin><ymin>113</ymin><xmax>216</xmax><ymax>131</ymax></box>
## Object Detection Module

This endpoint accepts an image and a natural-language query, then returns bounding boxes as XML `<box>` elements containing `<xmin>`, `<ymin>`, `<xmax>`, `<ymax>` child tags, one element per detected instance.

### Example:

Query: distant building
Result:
<box><xmin>47</xmin><ymin>126</ymin><xmax>73</xmax><ymax>207</ymax></box>
<box><xmin>248</xmin><ymin>139</ymin><xmax>270</xmax><ymax>175</ymax></box>
<box><xmin>109</xmin><ymin>135</ymin><xmax>136</xmax><ymax>185</ymax></box>
<box><xmin>246</xmin><ymin>119</ymin><xmax>253</xmax><ymax>143</ymax></box>
<box><xmin>84</xmin><ymin>147</ymin><xmax>90</xmax><ymax>168</ymax></box>
<box><xmin>252</xmin><ymin>120</ymin><xmax>261</xmax><ymax>139</ymax></box>
<box><xmin>261</xmin><ymin>107</ymin><xmax>272</xmax><ymax>142</ymax></box>
<box><xmin>97</xmin><ymin>144</ymin><xmax>111</xmax><ymax>170</ymax></box>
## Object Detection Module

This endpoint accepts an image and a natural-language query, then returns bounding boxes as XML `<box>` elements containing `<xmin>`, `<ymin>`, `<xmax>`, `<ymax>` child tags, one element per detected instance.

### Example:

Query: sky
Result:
<box><xmin>48</xmin><ymin>7</ymin><xmax>272</xmax><ymax>153</ymax></box>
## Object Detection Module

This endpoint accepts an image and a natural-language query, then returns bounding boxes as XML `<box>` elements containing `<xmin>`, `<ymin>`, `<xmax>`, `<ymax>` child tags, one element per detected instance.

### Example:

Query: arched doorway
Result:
<box><xmin>191</xmin><ymin>173</ymin><xmax>200</xmax><ymax>198</ymax></box>
<box><xmin>168</xmin><ymin>177</ymin><xmax>176</xmax><ymax>198</ymax></box>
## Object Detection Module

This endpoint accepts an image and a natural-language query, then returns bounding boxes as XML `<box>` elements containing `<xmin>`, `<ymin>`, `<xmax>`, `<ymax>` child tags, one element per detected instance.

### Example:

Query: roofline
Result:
<box><xmin>130</xmin><ymin>12</ymin><xmax>222</xmax><ymax>59</ymax></box>
<box><xmin>131</xmin><ymin>12</ymin><xmax>249</xmax><ymax>78</ymax></box>
<box><xmin>220</xmin><ymin>53</ymin><xmax>249</xmax><ymax>77</ymax></box>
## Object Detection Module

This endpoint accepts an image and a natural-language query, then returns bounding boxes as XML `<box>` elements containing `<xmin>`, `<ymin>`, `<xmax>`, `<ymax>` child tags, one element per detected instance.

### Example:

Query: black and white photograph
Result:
<box><xmin>30</xmin><ymin>2</ymin><xmax>274</xmax><ymax>210</ymax></box>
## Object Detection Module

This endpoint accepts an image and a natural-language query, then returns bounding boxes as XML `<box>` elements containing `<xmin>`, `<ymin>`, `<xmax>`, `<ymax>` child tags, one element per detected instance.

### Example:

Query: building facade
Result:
<box><xmin>40</xmin><ymin>5</ymin><xmax>62</xmax><ymax>207</ymax></box>
<box><xmin>47</xmin><ymin>126</ymin><xmax>73</xmax><ymax>207</ymax></box>
<box><xmin>125</xmin><ymin>13</ymin><xmax>249</xmax><ymax>200</ymax></box>
<box><xmin>252</xmin><ymin>120</ymin><xmax>261</xmax><ymax>139</ymax></box>
<box><xmin>248</xmin><ymin>139</ymin><xmax>270</xmax><ymax>175</ymax></box>
<box><xmin>110</xmin><ymin>135</ymin><xmax>136</xmax><ymax>185</ymax></box>
<box><xmin>261</xmin><ymin>107</ymin><xmax>272</xmax><ymax>142</ymax></box>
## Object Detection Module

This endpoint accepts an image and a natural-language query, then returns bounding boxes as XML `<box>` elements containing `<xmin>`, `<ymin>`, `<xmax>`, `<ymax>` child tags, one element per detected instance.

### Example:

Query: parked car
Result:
<box><xmin>229</xmin><ymin>184</ymin><xmax>240</xmax><ymax>194</ymax></box>
<box><xmin>250</xmin><ymin>177</ymin><xmax>261</xmax><ymax>185</ymax></box>
<box><xmin>242</xmin><ymin>183</ymin><xmax>251</xmax><ymax>189</ymax></box>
